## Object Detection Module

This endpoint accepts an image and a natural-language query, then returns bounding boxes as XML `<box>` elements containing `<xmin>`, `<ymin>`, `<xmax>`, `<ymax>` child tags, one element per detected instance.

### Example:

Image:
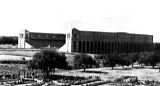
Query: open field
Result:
<box><xmin>0</xmin><ymin>49</ymin><xmax>159</xmax><ymax>81</ymax></box>
<box><xmin>1</xmin><ymin>63</ymin><xmax>160</xmax><ymax>85</ymax></box>
<box><xmin>0</xmin><ymin>55</ymin><xmax>32</xmax><ymax>61</ymax></box>
<box><xmin>56</xmin><ymin>66</ymin><xmax>160</xmax><ymax>82</ymax></box>
<box><xmin>0</xmin><ymin>49</ymin><xmax>76</xmax><ymax>66</ymax></box>
<box><xmin>1</xmin><ymin>49</ymin><xmax>160</xmax><ymax>85</ymax></box>
<box><xmin>0</xmin><ymin>45</ymin><xmax>17</xmax><ymax>49</ymax></box>
<box><xmin>0</xmin><ymin>49</ymin><xmax>39</xmax><ymax>57</ymax></box>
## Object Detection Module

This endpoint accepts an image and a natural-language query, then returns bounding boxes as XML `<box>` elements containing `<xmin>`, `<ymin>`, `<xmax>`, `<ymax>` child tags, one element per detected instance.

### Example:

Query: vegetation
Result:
<box><xmin>107</xmin><ymin>53</ymin><xmax>119</xmax><ymax>69</ymax></box>
<box><xmin>0</xmin><ymin>36</ymin><xmax>18</xmax><ymax>45</ymax></box>
<box><xmin>118</xmin><ymin>53</ymin><xmax>131</xmax><ymax>68</ymax></box>
<box><xmin>154</xmin><ymin>43</ymin><xmax>160</xmax><ymax>51</ymax></box>
<box><xmin>127</xmin><ymin>53</ymin><xmax>139</xmax><ymax>67</ymax></box>
<box><xmin>138</xmin><ymin>52</ymin><xmax>151</xmax><ymax>66</ymax></box>
<box><xmin>94</xmin><ymin>54</ymin><xmax>108</xmax><ymax>67</ymax></box>
<box><xmin>74</xmin><ymin>54</ymin><xmax>96</xmax><ymax>72</ymax></box>
<box><xmin>113</xmin><ymin>75</ymin><xmax>160</xmax><ymax>86</ymax></box>
<box><xmin>136</xmin><ymin>51</ymin><xmax>160</xmax><ymax>68</ymax></box>
<box><xmin>147</xmin><ymin>51</ymin><xmax>160</xmax><ymax>68</ymax></box>
<box><xmin>27</xmin><ymin>49</ymin><xmax>68</xmax><ymax>79</ymax></box>
<box><xmin>92</xmin><ymin>51</ymin><xmax>160</xmax><ymax>70</ymax></box>
<box><xmin>0</xmin><ymin>60</ymin><xmax>27</xmax><ymax>64</ymax></box>
<box><xmin>2</xmin><ymin>46</ymin><xmax>160</xmax><ymax>85</ymax></box>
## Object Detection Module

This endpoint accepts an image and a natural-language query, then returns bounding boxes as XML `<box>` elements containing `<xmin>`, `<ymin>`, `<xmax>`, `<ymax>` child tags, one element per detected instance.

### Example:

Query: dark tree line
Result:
<box><xmin>138</xmin><ymin>51</ymin><xmax>160</xmax><ymax>68</ymax></box>
<box><xmin>73</xmin><ymin>51</ymin><xmax>160</xmax><ymax>70</ymax></box>
<box><xmin>28</xmin><ymin>49</ymin><xmax>160</xmax><ymax>80</ymax></box>
<box><xmin>0</xmin><ymin>60</ymin><xmax>27</xmax><ymax>64</ymax></box>
<box><xmin>0</xmin><ymin>36</ymin><xmax>18</xmax><ymax>45</ymax></box>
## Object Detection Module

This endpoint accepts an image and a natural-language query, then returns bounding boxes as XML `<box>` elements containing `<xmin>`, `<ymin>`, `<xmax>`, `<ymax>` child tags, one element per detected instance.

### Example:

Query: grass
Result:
<box><xmin>1</xmin><ymin>48</ymin><xmax>160</xmax><ymax>85</ymax></box>
<box><xmin>81</xmin><ymin>70</ymin><xmax>108</xmax><ymax>74</ymax></box>
<box><xmin>0</xmin><ymin>55</ymin><xmax>32</xmax><ymax>61</ymax></box>
<box><xmin>0</xmin><ymin>44</ymin><xmax>17</xmax><ymax>49</ymax></box>
<box><xmin>0</xmin><ymin>49</ymin><xmax>77</xmax><ymax>67</ymax></box>
<box><xmin>0</xmin><ymin>50</ymin><xmax>38</xmax><ymax>57</ymax></box>
<box><xmin>1</xmin><ymin>63</ymin><xmax>160</xmax><ymax>85</ymax></box>
<box><xmin>55</xmin><ymin>65</ymin><xmax>160</xmax><ymax>82</ymax></box>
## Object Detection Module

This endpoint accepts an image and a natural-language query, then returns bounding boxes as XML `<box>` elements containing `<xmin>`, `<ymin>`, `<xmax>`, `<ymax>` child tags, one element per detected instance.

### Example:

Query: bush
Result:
<box><xmin>94</xmin><ymin>54</ymin><xmax>108</xmax><ymax>67</ymax></box>
<box><xmin>74</xmin><ymin>54</ymin><xmax>96</xmax><ymax>72</ymax></box>
<box><xmin>27</xmin><ymin>49</ymin><xmax>68</xmax><ymax>78</ymax></box>
<box><xmin>0</xmin><ymin>60</ymin><xmax>27</xmax><ymax>64</ymax></box>
<box><xmin>107</xmin><ymin>53</ymin><xmax>119</xmax><ymax>69</ymax></box>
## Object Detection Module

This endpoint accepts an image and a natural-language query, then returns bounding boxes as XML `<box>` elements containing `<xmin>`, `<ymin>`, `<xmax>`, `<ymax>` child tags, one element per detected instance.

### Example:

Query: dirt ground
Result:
<box><xmin>1</xmin><ymin>64</ymin><xmax>160</xmax><ymax>85</ymax></box>
<box><xmin>56</xmin><ymin>66</ymin><xmax>160</xmax><ymax>82</ymax></box>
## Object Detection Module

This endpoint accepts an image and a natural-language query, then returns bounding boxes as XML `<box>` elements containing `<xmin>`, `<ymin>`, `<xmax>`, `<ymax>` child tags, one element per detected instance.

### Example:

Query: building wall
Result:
<box><xmin>18</xmin><ymin>28</ymin><xmax>153</xmax><ymax>54</ymax></box>
<box><xmin>18</xmin><ymin>30</ymin><xmax>66</xmax><ymax>49</ymax></box>
<box><xmin>70</xmin><ymin>28</ymin><xmax>153</xmax><ymax>54</ymax></box>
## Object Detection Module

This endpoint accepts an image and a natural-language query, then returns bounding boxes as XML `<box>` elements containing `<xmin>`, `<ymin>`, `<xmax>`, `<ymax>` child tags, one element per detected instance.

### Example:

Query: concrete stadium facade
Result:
<box><xmin>18</xmin><ymin>28</ymin><xmax>153</xmax><ymax>54</ymax></box>
<box><xmin>18</xmin><ymin>30</ymin><xmax>65</xmax><ymax>48</ymax></box>
<box><xmin>60</xmin><ymin>28</ymin><xmax>153</xmax><ymax>54</ymax></box>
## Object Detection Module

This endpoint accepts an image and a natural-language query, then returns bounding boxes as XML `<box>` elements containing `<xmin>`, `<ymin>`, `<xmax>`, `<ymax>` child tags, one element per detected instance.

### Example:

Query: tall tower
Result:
<box><xmin>59</xmin><ymin>28</ymin><xmax>73</xmax><ymax>52</ymax></box>
<box><xmin>18</xmin><ymin>29</ymin><xmax>29</xmax><ymax>48</ymax></box>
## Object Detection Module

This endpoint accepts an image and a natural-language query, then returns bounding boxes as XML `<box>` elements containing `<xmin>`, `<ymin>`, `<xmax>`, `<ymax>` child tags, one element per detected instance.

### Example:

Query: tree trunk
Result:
<box><xmin>83</xmin><ymin>65</ymin><xmax>86</xmax><ymax>72</ymax></box>
<box><xmin>52</xmin><ymin>68</ymin><xmax>55</xmax><ymax>75</ymax></box>
<box><xmin>141</xmin><ymin>64</ymin><xmax>143</xmax><ymax>67</ymax></box>
<box><xmin>132</xmin><ymin>63</ymin><xmax>134</xmax><ymax>67</ymax></box>
<box><xmin>46</xmin><ymin>70</ymin><xmax>49</xmax><ymax>77</ymax></box>
<box><xmin>53</xmin><ymin>68</ymin><xmax>55</xmax><ymax>73</ymax></box>
<box><xmin>152</xmin><ymin>65</ymin><xmax>155</xmax><ymax>69</ymax></box>
<box><xmin>83</xmin><ymin>68</ymin><xmax>86</xmax><ymax>72</ymax></box>
<box><xmin>24</xmin><ymin>69</ymin><xmax>25</xmax><ymax>78</ymax></box>
<box><xmin>18</xmin><ymin>70</ymin><xmax>20</xmax><ymax>77</ymax></box>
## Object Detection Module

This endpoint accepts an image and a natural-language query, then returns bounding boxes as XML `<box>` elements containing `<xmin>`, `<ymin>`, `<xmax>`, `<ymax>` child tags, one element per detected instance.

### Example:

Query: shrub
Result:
<box><xmin>27</xmin><ymin>49</ymin><xmax>68</xmax><ymax>79</ymax></box>
<box><xmin>74</xmin><ymin>54</ymin><xmax>96</xmax><ymax>72</ymax></box>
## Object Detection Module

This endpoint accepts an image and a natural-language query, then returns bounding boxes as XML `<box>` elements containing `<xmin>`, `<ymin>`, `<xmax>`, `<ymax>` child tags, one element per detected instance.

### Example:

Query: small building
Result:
<box><xmin>60</xmin><ymin>28</ymin><xmax>153</xmax><ymax>54</ymax></box>
<box><xmin>18</xmin><ymin>30</ymin><xmax>65</xmax><ymax>49</ymax></box>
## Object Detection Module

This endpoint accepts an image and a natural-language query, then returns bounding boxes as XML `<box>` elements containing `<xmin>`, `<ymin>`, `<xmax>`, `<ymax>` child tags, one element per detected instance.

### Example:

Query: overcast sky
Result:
<box><xmin>0</xmin><ymin>0</ymin><xmax>160</xmax><ymax>42</ymax></box>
